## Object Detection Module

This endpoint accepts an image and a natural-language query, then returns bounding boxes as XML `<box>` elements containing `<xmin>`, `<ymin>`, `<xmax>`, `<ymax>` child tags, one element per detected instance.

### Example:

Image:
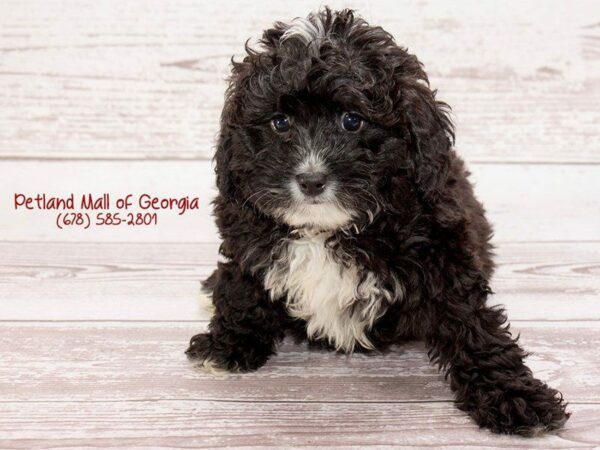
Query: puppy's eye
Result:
<box><xmin>341</xmin><ymin>112</ymin><xmax>363</xmax><ymax>132</ymax></box>
<box><xmin>271</xmin><ymin>114</ymin><xmax>291</xmax><ymax>133</ymax></box>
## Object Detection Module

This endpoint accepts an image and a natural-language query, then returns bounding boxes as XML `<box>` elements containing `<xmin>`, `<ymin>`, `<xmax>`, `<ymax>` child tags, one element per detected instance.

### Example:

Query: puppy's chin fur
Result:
<box><xmin>275</xmin><ymin>202</ymin><xmax>353</xmax><ymax>230</ymax></box>
<box><xmin>276</xmin><ymin>178</ymin><xmax>355</xmax><ymax>230</ymax></box>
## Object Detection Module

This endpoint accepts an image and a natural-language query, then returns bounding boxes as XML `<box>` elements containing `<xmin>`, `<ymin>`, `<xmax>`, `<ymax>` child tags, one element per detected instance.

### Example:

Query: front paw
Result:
<box><xmin>185</xmin><ymin>332</ymin><xmax>268</xmax><ymax>373</ymax></box>
<box><xmin>464</xmin><ymin>377</ymin><xmax>569</xmax><ymax>436</ymax></box>
<box><xmin>185</xmin><ymin>333</ymin><xmax>225</xmax><ymax>372</ymax></box>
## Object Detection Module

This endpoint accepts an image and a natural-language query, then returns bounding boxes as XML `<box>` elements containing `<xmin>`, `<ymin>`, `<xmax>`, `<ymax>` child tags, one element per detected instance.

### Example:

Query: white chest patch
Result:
<box><xmin>264</xmin><ymin>232</ymin><xmax>401</xmax><ymax>352</ymax></box>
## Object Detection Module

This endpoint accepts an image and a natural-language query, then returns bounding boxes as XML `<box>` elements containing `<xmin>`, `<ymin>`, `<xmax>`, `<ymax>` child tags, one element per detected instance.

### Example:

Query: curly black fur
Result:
<box><xmin>186</xmin><ymin>8</ymin><xmax>569</xmax><ymax>436</ymax></box>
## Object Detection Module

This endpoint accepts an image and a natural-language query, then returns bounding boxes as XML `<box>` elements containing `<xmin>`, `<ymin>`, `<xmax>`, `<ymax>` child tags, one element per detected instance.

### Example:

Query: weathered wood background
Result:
<box><xmin>0</xmin><ymin>0</ymin><xmax>599</xmax><ymax>448</ymax></box>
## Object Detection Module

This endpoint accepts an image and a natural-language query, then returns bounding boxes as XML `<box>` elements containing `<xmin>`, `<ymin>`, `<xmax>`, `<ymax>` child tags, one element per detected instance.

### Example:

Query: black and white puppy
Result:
<box><xmin>186</xmin><ymin>9</ymin><xmax>569</xmax><ymax>436</ymax></box>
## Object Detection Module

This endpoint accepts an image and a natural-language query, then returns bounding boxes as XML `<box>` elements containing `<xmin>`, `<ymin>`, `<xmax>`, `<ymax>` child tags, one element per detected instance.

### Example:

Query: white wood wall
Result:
<box><xmin>0</xmin><ymin>0</ymin><xmax>599</xmax><ymax>447</ymax></box>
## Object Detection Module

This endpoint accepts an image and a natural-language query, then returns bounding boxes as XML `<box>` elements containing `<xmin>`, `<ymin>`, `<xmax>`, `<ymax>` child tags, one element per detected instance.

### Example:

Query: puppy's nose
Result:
<box><xmin>296</xmin><ymin>172</ymin><xmax>328</xmax><ymax>197</ymax></box>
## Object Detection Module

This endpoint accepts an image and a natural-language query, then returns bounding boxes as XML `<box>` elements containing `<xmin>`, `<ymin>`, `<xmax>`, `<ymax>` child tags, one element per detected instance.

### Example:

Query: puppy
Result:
<box><xmin>186</xmin><ymin>9</ymin><xmax>569</xmax><ymax>436</ymax></box>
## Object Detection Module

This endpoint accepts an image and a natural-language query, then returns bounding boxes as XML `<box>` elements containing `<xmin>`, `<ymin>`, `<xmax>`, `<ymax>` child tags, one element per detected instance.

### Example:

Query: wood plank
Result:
<box><xmin>469</xmin><ymin>164</ymin><xmax>600</xmax><ymax>243</ymax></box>
<box><xmin>1</xmin><ymin>161</ymin><xmax>599</xmax><ymax>243</ymax></box>
<box><xmin>0</xmin><ymin>0</ymin><xmax>598</xmax><ymax>162</ymax></box>
<box><xmin>0</xmin><ymin>400</ymin><xmax>598</xmax><ymax>448</ymax></box>
<box><xmin>377</xmin><ymin>1</ymin><xmax>600</xmax><ymax>164</ymax></box>
<box><xmin>492</xmin><ymin>242</ymin><xmax>600</xmax><ymax>321</ymax></box>
<box><xmin>0</xmin><ymin>323</ymin><xmax>598</xmax><ymax>403</ymax></box>
<box><xmin>1</xmin><ymin>241</ymin><xmax>600</xmax><ymax>321</ymax></box>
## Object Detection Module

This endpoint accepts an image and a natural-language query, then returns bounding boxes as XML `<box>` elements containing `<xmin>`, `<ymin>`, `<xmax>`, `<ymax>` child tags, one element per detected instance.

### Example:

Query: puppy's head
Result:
<box><xmin>216</xmin><ymin>9</ymin><xmax>453</xmax><ymax>231</ymax></box>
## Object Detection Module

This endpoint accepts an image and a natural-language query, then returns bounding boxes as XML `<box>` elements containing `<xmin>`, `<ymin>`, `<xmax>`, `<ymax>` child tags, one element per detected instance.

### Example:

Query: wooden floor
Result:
<box><xmin>1</xmin><ymin>1</ymin><xmax>599</xmax><ymax>448</ymax></box>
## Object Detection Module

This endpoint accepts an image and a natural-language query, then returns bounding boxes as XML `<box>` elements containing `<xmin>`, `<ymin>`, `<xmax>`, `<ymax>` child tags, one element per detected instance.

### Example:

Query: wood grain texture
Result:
<box><xmin>1</xmin><ymin>241</ymin><xmax>600</xmax><ymax>321</ymax></box>
<box><xmin>2</xmin><ymin>161</ymin><xmax>599</xmax><ymax>243</ymax></box>
<box><xmin>1</xmin><ymin>0</ymin><xmax>598</xmax><ymax>162</ymax></box>
<box><xmin>0</xmin><ymin>323</ymin><xmax>598</xmax><ymax>404</ymax></box>
<box><xmin>1</xmin><ymin>2</ymin><xmax>599</xmax><ymax>446</ymax></box>
<box><xmin>0</xmin><ymin>400</ymin><xmax>598</xmax><ymax>449</ymax></box>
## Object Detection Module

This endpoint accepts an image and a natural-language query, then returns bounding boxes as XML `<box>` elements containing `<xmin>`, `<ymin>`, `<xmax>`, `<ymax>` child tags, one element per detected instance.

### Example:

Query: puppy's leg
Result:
<box><xmin>186</xmin><ymin>261</ymin><xmax>286</xmax><ymax>372</ymax></box>
<box><xmin>424</xmin><ymin>278</ymin><xmax>569</xmax><ymax>436</ymax></box>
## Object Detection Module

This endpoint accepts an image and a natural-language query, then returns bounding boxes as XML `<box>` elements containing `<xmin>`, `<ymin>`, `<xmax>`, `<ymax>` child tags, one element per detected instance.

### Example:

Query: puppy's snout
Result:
<box><xmin>296</xmin><ymin>172</ymin><xmax>328</xmax><ymax>197</ymax></box>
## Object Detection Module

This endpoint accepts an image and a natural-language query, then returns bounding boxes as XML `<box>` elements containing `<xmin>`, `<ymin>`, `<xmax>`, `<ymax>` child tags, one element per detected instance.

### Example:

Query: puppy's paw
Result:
<box><xmin>466</xmin><ymin>377</ymin><xmax>569</xmax><ymax>436</ymax></box>
<box><xmin>185</xmin><ymin>332</ymin><xmax>268</xmax><ymax>373</ymax></box>
<box><xmin>185</xmin><ymin>333</ymin><xmax>231</xmax><ymax>374</ymax></box>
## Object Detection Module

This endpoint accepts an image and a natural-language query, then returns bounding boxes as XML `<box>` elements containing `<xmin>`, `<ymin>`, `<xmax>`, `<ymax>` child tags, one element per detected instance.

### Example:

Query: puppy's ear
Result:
<box><xmin>214</xmin><ymin>126</ymin><xmax>235</xmax><ymax>198</ymax></box>
<box><xmin>401</xmin><ymin>81</ymin><xmax>454</xmax><ymax>204</ymax></box>
<box><xmin>216</xmin><ymin>55</ymin><xmax>255</xmax><ymax>199</ymax></box>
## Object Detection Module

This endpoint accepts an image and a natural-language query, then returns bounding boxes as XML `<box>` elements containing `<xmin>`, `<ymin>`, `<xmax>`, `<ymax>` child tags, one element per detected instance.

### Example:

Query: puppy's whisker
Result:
<box><xmin>242</xmin><ymin>189</ymin><xmax>273</xmax><ymax>210</ymax></box>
